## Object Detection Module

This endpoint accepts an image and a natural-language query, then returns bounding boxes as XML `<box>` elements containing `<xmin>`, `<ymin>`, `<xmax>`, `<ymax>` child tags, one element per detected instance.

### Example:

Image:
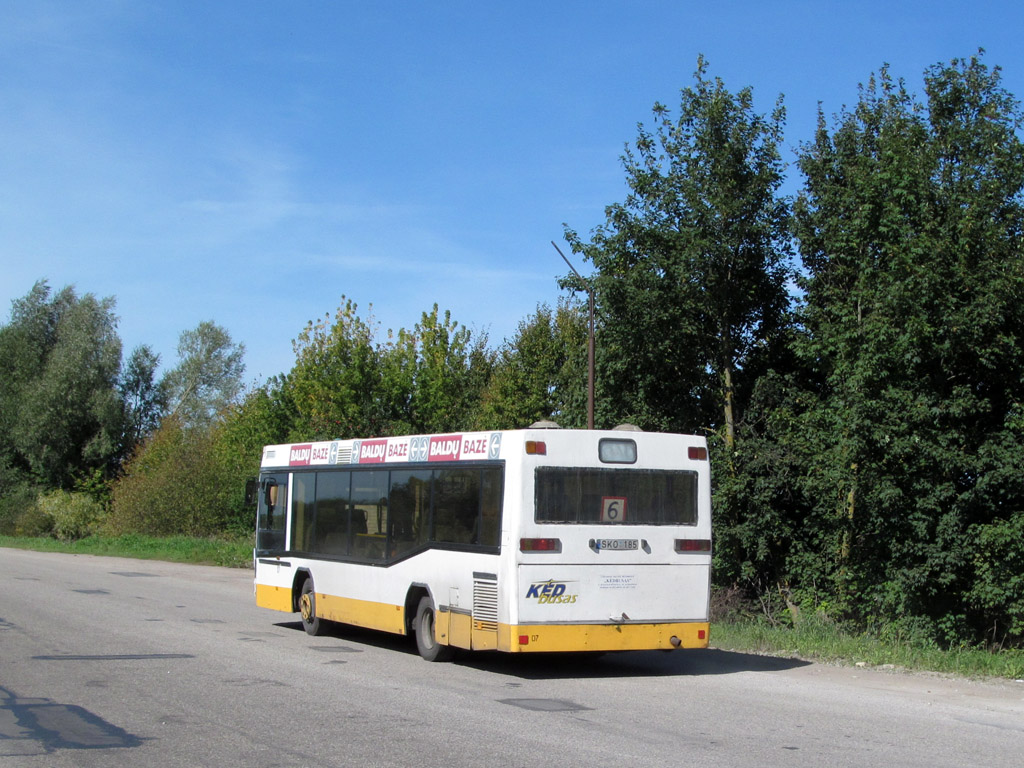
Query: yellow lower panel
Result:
<box><xmin>498</xmin><ymin>621</ymin><xmax>710</xmax><ymax>653</ymax></box>
<box><xmin>317</xmin><ymin>593</ymin><xmax>407</xmax><ymax>636</ymax></box>
<box><xmin>256</xmin><ymin>583</ymin><xmax>294</xmax><ymax>613</ymax></box>
<box><xmin>447</xmin><ymin>610</ymin><xmax>472</xmax><ymax>649</ymax></box>
<box><xmin>472</xmin><ymin>621</ymin><xmax>498</xmax><ymax>651</ymax></box>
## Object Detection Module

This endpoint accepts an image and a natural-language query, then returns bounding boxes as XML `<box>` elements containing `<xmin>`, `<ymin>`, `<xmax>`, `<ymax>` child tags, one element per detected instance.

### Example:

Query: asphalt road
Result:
<box><xmin>1</xmin><ymin>547</ymin><xmax>1022</xmax><ymax>767</ymax></box>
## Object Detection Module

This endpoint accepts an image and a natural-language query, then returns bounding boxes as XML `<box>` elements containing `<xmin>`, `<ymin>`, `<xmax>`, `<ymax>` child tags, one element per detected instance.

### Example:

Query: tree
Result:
<box><xmin>288</xmin><ymin>298</ymin><xmax>387</xmax><ymax>439</ymax></box>
<box><xmin>793</xmin><ymin>53</ymin><xmax>1024</xmax><ymax>644</ymax></box>
<box><xmin>407</xmin><ymin>305</ymin><xmax>493</xmax><ymax>434</ymax></box>
<box><xmin>477</xmin><ymin>300</ymin><xmax>588</xmax><ymax>430</ymax></box>
<box><xmin>287</xmin><ymin>298</ymin><xmax>494</xmax><ymax>440</ymax></box>
<box><xmin>565</xmin><ymin>56</ymin><xmax>792</xmax><ymax>440</ymax></box>
<box><xmin>0</xmin><ymin>281</ymin><xmax>124</xmax><ymax>489</ymax></box>
<box><xmin>221</xmin><ymin>374</ymin><xmax>300</xmax><ymax>451</ymax></box>
<box><xmin>119</xmin><ymin>344</ymin><xmax>166</xmax><ymax>454</ymax></box>
<box><xmin>162</xmin><ymin>321</ymin><xmax>245</xmax><ymax>429</ymax></box>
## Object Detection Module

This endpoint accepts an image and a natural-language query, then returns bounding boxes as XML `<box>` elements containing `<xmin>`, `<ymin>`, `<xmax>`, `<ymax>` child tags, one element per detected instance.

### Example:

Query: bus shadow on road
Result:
<box><xmin>461</xmin><ymin>648</ymin><xmax>811</xmax><ymax>680</ymax></box>
<box><xmin>276</xmin><ymin>621</ymin><xmax>811</xmax><ymax>679</ymax></box>
<box><xmin>275</xmin><ymin>620</ymin><xmax>421</xmax><ymax>656</ymax></box>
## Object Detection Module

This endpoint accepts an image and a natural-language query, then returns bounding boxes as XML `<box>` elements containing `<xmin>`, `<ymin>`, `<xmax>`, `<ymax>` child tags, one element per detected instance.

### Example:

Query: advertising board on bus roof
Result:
<box><xmin>263</xmin><ymin>431</ymin><xmax>503</xmax><ymax>469</ymax></box>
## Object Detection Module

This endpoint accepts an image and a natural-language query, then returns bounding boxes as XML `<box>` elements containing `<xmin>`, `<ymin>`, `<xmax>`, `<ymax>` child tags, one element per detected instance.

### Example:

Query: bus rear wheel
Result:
<box><xmin>414</xmin><ymin>596</ymin><xmax>455</xmax><ymax>662</ymax></box>
<box><xmin>299</xmin><ymin>577</ymin><xmax>326</xmax><ymax>636</ymax></box>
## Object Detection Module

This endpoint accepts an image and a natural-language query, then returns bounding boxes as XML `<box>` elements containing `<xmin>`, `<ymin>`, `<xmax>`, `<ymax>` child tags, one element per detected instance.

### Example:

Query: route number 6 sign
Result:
<box><xmin>601</xmin><ymin>496</ymin><xmax>627</xmax><ymax>523</ymax></box>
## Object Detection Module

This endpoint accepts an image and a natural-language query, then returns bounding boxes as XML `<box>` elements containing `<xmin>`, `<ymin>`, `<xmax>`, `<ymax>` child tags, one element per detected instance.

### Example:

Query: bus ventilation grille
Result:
<box><xmin>335</xmin><ymin>446</ymin><xmax>353</xmax><ymax>464</ymax></box>
<box><xmin>473</xmin><ymin>578</ymin><xmax>499</xmax><ymax>630</ymax></box>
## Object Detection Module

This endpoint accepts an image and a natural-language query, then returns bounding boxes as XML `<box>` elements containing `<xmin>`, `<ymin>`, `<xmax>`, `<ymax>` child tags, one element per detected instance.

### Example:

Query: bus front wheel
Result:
<box><xmin>414</xmin><ymin>596</ymin><xmax>455</xmax><ymax>662</ymax></box>
<box><xmin>299</xmin><ymin>577</ymin><xmax>325</xmax><ymax>636</ymax></box>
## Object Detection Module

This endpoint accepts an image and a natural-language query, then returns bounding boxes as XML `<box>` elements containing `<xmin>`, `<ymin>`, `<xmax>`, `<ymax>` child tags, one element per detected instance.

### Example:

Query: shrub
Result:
<box><xmin>108</xmin><ymin>416</ymin><xmax>254</xmax><ymax>537</ymax></box>
<box><xmin>37</xmin><ymin>490</ymin><xmax>105</xmax><ymax>541</ymax></box>
<box><xmin>969</xmin><ymin>514</ymin><xmax>1024</xmax><ymax>648</ymax></box>
<box><xmin>0</xmin><ymin>483</ymin><xmax>47</xmax><ymax>536</ymax></box>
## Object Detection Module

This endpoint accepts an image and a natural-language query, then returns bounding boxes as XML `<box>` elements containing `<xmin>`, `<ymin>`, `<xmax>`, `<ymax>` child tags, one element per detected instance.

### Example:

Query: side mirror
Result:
<box><xmin>244</xmin><ymin>478</ymin><xmax>259</xmax><ymax>506</ymax></box>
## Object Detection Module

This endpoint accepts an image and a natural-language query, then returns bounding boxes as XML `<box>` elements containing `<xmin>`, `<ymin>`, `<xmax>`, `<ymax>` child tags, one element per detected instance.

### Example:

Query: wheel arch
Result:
<box><xmin>292</xmin><ymin>568</ymin><xmax>314</xmax><ymax>613</ymax></box>
<box><xmin>404</xmin><ymin>583</ymin><xmax>433</xmax><ymax>635</ymax></box>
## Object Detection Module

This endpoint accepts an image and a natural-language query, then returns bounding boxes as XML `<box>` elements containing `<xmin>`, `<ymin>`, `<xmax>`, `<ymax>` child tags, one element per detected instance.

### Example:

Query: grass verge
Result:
<box><xmin>712</xmin><ymin>614</ymin><xmax>1024</xmax><ymax>681</ymax></box>
<box><xmin>0</xmin><ymin>533</ymin><xmax>253</xmax><ymax>568</ymax></box>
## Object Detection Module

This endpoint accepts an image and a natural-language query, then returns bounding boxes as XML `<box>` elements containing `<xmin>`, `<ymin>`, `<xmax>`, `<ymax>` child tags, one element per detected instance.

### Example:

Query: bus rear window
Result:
<box><xmin>535</xmin><ymin>467</ymin><xmax>698</xmax><ymax>525</ymax></box>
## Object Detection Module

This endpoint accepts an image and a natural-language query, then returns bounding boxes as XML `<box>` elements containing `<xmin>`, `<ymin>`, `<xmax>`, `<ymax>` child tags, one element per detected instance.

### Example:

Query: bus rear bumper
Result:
<box><xmin>502</xmin><ymin>621</ymin><xmax>709</xmax><ymax>653</ymax></box>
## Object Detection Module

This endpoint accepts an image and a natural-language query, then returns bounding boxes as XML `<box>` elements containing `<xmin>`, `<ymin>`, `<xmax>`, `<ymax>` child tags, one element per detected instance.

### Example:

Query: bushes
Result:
<box><xmin>37</xmin><ymin>490</ymin><xmax>105</xmax><ymax>541</ymax></box>
<box><xmin>969</xmin><ymin>514</ymin><xmax>1024</xmax><ymax>648</ymax></box>
<box><xmin>109</xmin><ymin>416</ymin><xmax>253</xmax><ymax>537</ymax></box>
<box><xmin>0</xmin><ymin>483</ymin><xmax>106</xmax><ymax>541</ymax></box>
<box><xmin>0</xmin><ymin>483</ymin><xmax>46</xmax><ymax>536</ymax></box>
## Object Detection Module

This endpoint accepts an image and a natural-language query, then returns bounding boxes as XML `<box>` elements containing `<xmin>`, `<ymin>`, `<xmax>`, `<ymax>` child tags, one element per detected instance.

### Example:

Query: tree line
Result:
<box><xmin>2</xmin><ymin>51</ymin><xmax>1022</xmax><ymax>650</ymax></box>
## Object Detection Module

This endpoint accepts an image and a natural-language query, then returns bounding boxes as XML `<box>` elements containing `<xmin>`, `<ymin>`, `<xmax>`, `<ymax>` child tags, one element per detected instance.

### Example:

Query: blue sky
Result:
<box><xmin>2</xmin><ymin>1</ymin><xmax>1022</xmax><ymax>385</ymax></box>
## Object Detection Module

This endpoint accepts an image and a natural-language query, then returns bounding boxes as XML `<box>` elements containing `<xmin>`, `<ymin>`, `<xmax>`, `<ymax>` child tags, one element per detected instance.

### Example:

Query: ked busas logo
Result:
<box><xmin>525</xmin><ymin>579</ymin><xmax>578</xmax><ymax>605</ymax></box>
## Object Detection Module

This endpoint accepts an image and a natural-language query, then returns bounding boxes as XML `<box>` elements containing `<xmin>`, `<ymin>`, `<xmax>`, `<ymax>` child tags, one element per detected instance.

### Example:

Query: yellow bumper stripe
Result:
<box><xmin>499</xmin><ymin>621</ymin><xmax>710</xmax><ymax>652</ymax></box>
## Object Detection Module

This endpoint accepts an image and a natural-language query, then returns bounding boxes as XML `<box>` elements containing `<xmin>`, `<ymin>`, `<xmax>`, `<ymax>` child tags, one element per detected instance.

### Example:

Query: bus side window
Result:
<box><xmin>350</xmin><ymin>471</ymin><xmax>388</xmax><ymax>561</ymax></box>
<box><xmin>433</xmin><ymin>468</ymin><xmax>477</xmax><ymax>545</ymax></box>
<box><xmin>479</xmin><ymin>467</ymin><xmax>502</xmax><ymax>547</ymax></box>
<box><xmin>291</xmin><ymin>473</ymin><xmax>315</xmax><ymax>553</ymax></box>
<box><xmin>313</xmin><ymin>470</ymin><xmax>350</xmax><ymax>557</ymax></box>
<box><xmin>389</xmin><ymin>470</ymin><xmax>431</xmax><ymax>558</ymax></box>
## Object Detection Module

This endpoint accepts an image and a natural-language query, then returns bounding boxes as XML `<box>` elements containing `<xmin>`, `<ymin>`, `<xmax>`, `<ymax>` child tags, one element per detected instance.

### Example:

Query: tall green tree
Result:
<box><xmin>162</xmin><ymin>321</ymin><xmax>245</xmax><ymax>429</ymax></box>
<box><xmin>566</xmin><ymin>56</ymin><xmax>792</xmax><ymax>438</ymax></box>
<box><xmin>477</xmin><ymin>300</ymin><xmax>588</xmax><ymax>430</ymax></box>
<box><xmin>289</xmin><ymin>298</ymin><xmax>387</xmax><ymax>439</ymax></box>
<box><xmin>287</xmin><ymin>298</ymin><xmax>493</xmax><ymax>440</ymax></box>
<box><xmin>0</xmin><ymin>281</ymin><xmax>124</xmax><ymax>489</ymax></box>
<box><xmin>794</xmin><ymin>53</ymin><xmax>1024</xmax><ymax>644</ymax></box>
<box><xmin>407</xmin><ymin>304</ymin><xmax>493</xmax><ymax>434</ymax></box>
<box><xmin>119</xmin><ymin>344</ymin><xmax>166</xmax><ymax>454</ymax></box>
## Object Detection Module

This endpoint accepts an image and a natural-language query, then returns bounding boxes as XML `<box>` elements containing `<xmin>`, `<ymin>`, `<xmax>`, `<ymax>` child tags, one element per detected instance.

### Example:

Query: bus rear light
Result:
<box><xmin>675</xmin><ymin>539</ymin><xmax>711</xmax><ymax>553</ymax></box>
<box><xmin>688</xmin><ymin>446</ymin><xmax>708</xmax><ymax>461</ymax></box>
<box><xmin>520</xmin><ymin>537</ymin><xmax>562</xmax><ymax>553</ymax></box>
<box><xmin>519</xmin><ymin>635</ymin><xmax>529</xmax><ymax>646</ymax></box>
<box><xmin>525</xmin><ymin>440</ymin><xmax>547</xmax><ymax>455</ymax></box>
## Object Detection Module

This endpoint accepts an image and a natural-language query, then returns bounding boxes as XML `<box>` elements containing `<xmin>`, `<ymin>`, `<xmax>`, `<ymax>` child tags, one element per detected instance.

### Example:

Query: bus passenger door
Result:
<box><xmin>256</xmin><ymin>473</ymin><xmax>289</xmax><ymax>553</ymax></box>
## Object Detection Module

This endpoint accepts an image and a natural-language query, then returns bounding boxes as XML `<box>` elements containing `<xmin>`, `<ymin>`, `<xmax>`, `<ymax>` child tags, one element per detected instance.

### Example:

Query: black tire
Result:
<box><xmin>299</xmin><ymin>577</ymin><xmax>326</xmax><ymax>636</ymax></box>
<box><xmin>414</xmin><ymin>595</ymin><xmax>455</xmax><ymax>662</ymax></box>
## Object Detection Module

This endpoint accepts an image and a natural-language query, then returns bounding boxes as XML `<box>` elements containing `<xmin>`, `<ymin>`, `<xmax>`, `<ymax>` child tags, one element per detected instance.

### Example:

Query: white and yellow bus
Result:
<box><xmin>252</xmin><ymin>424</ymin><xmax>712</xmax><ymax>661</ymax></box>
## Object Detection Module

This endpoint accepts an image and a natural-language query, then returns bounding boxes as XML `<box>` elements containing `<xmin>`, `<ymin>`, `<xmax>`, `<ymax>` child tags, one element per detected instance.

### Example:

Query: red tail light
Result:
<box><xmin>675</xmin><ymin>539</ymin><xmax>711</xmax><ymax>553</ymax></box>
<box><xmin>520</xmin><ymin>538</ymin><xmax>562</xmax><ymax>552</ymax></box>
<box><xmin>688</xmin><ymin>446</ymin><xmax>708</xmax><ymax>460</ymax></box>
<box><xmin>525</xmin><ymin>440</ymin><xmax>547</xmax><ymax>455</ymax></box>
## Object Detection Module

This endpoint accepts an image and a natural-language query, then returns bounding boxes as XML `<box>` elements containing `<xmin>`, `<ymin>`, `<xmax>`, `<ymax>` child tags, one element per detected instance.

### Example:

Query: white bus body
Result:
<box><xmin>253</xmin><ymin>427</ymin><xmax>712</xmax><ymax>660</ymax></box>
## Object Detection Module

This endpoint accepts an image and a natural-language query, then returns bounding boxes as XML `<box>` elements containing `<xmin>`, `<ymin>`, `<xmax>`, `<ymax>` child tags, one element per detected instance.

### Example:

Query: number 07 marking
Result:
<box><xmin>602</xmin><ymin>496</ymin><xmax>627</xmax><ymax>522</ymax></box>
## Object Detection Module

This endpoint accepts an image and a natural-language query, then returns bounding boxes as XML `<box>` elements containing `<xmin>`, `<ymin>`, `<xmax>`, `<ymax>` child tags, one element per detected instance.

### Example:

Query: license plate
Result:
<box><xmin>596</xmin><ymin>538</ymin><xmax>638</xmax><ymax>551</ymax></box>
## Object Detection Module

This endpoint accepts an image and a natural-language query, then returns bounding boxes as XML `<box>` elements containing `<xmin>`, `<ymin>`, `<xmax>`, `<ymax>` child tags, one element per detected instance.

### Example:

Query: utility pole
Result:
<box><xmin>551</xmin><ymin>241</ymin><xmax>595</xmax><ymax>430</ymax></box>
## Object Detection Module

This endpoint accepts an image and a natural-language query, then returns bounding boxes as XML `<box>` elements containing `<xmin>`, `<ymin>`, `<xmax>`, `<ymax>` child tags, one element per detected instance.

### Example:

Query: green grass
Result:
<box><xmin>712</xmin><ymin>614</ymin><xmax>1024</xmax><ymax>680</ymax></box>
<box><xmin>0</xmin><ymin>533</ymin><xmax>253</xmax><ymax>568</ymax></box>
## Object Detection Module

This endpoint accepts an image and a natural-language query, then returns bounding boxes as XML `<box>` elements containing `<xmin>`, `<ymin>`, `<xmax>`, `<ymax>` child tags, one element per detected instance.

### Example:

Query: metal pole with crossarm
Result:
<box><xmin>551</xmin><ymin>241</ymin><xmax>595</xmax><ymax>430</ymax></box>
